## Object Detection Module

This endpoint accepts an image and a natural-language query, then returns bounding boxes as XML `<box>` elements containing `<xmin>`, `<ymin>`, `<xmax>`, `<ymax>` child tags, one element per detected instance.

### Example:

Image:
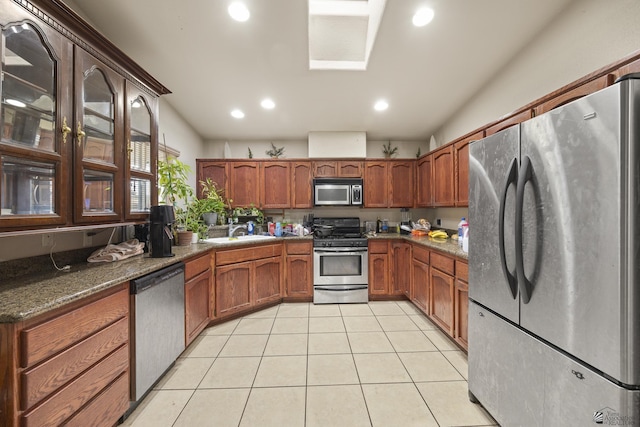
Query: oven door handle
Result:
<box><xmin>314</xmin><ymin>248</ymin><xmax>368</xmax><ymax>253</ymax></box>
<box><xmin>314</xmin><ymin>285</ymin><xmax>369</xmax><ymax>291</ymax></box>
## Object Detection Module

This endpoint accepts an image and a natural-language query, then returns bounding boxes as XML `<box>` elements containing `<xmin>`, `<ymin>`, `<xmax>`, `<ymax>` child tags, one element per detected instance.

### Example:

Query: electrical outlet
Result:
<box><xmin>83</xmin><ymin>233</ymin><xmax>93</xmax><ymax>247</ymax></box>
<box><xmin>435</xmin><ymin>218</ymin><xmax>442</xmax><ymax>227</ymax></box>
<box><xmin>42</xmin><ymin>234</ymin><xmax>53</xmax><ymax>247</ymax></box>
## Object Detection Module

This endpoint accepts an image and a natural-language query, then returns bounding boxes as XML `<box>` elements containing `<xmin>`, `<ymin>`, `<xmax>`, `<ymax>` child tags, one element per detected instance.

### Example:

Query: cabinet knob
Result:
<box><xmin>76</xmin><ymin>122</ymin><xmax>86</xmax><ymax>146</ymax></box>
<box><xmin>60</xmin><ymin>117</ymin><xmax>71</xmax><ymax>145</ymax></box>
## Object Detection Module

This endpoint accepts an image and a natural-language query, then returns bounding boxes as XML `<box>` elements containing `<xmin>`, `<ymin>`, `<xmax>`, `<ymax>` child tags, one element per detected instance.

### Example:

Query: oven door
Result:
<box><xmin>313</xmin><ymin>247</ymin><xmax>368</xmax><ymax>286</ymax></box>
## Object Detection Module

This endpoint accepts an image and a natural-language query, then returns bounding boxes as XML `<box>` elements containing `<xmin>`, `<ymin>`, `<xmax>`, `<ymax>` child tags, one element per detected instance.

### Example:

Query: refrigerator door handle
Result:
<box><xmin>499</xmin><ymin>157</ymin><xmax>519</xmax><ymax>299</ymax></box>
<box><xmin>515</xmin><ymin>155</ymin><xmax>534</xmax><ymax>304</ymax></box>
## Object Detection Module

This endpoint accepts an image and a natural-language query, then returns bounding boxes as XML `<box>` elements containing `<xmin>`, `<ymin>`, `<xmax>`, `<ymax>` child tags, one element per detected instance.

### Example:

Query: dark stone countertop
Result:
<box><xmin>367</xmin><ymin>232</ymin><xmax>468</xmax><ymax>260</ymax></box>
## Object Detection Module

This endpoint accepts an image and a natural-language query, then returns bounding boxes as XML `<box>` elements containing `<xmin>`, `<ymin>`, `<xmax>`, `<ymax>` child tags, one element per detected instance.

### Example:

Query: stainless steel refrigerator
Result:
<box><xmin>468</xmin><ymin>74</ymin><xmax>640</xmax><ymax>426</ymax></box>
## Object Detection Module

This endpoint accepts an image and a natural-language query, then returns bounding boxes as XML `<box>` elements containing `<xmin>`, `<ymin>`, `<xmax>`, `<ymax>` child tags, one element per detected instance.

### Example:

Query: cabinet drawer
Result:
<box><xmin>216</xmin><ymin>244</ymin><xmax>282</xmax><ymax>266</ymax></box>
<box><xmin>21</xmin><ymin>317</ymin><xmax>128</xmax><ymax>410</ymax></box>
<box><xmin>21</xmin><ymin>344</ymin><xmax>128</xmax><ymax>427</ymax></box>
<box><xmin>431</xmin><ymin>252</ymin><xmax>454</xmax><ymax>275</ymax></box>
<box><xmin>368</xmin><ymin>240</ymin><xmax>389</xmax><ymax>254</ymax></box>
<box><xmin>456</xmin><ymin>260</ymin><xmax>468</xmax><ymax>282</ymax></box>
<box><xmin>412</xmin><ymin>245</ymin><xmax>429</xmax><ymax>264</ymax></box>
<box><xmin>64</xmin><ymin>371</ymin><xmax>129</xmax><ymax>427</ymax></box>
<box><xmin>185</xmin><ymin>253</ymin><xmax>211</xmax><ymax>280</ymax></box>
<box><xmin>286</xmin><ymin>241</ymin><xmax>312</xmax><ymax>255</ymax></box>
<box><xmin>20</xmin><ymin>288</ymin><xmax>128</xmax><ymax>368</ymax></box>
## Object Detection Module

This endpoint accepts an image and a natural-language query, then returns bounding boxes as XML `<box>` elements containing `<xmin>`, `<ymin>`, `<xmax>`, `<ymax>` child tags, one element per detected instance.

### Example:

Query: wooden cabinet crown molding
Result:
<box><xmin>16</xmin><ymin>0</ymin><xmax>170</xmax><ymax>97</ymax></box>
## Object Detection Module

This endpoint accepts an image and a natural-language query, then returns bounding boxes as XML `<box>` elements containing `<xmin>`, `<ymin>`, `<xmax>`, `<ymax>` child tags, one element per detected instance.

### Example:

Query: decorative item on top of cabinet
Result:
<box><xmin>291</xmin><ymin>161</ymin><xmax>312</xmax><ymax>208</ymax></box>
<box><xmin>261</xmin><ymin>161</ymin><xmax>290</xmax><ymax>208</ymax></box>
<box><xmin>454</xmin><ymin>259</ymin><xmax>469</xmax><ymax>351</ymax></box>
<box><xmin>416</xmin><ymin>154</ymin><xmax>432</xmax><ymax>207</ymax></box>
<box><xmin>363</xmin><ymin>161</ymin><xmax>388</xmax><ymax>208</ymax></box>
<box><xmin>454</xmin><ymin>131</ymin><xmax>483</xmax><ymax>207</ymax></box>
<box><xmin>285</xmin><ymin>241</ymin><xmax>313</xmax><ymax>299</ymax></box>
<box><xmin>431</xmin><ymin>144</ymin><xmax>455</xmax><ymax>207</ymax></box>
<box><xmin>382</xmin><ymin>141</ymin><xmax>398</xmax><ymax>158</ymax></box>
<box><xmin>265</xmin><ymin>142</ymin><xmax>284</xmax><ymax>159</ymax></box>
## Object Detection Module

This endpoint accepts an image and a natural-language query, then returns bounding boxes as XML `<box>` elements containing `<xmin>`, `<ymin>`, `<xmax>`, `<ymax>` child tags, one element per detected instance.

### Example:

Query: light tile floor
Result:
<box><xmin>122</xmin><ymin>301</ymin><xmax>497</xmax><ymax>427</ymax></box>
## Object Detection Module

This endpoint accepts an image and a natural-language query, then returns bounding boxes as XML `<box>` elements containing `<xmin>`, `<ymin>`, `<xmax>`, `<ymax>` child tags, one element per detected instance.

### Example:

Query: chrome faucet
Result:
<box><xmin>228</xmin><ymin>218</ymin><xmax>247</xmax><ymax>237</ymax></box>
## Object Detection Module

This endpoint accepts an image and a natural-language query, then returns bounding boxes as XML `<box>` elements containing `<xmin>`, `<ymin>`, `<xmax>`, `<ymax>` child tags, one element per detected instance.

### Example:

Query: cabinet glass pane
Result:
<box><xmin>83</xmin><ymin>70</ymin><xmax>114</xmax><ymax>163</ymax></box>
<box><xmin>83</xmin><ymin>170</ymin><xmax>113</xmax><ymax>213</ymax></box>
<box><xmin>130</xmin><ymin>97</ymin><xmax>151</xmax><ymax>172</ymax></box>
<box><xmin>130</xmin><ymin>177</ymin><xmax>151</xmax><ymax>213</ymax></box>
<box><xmin>1</xmin><ymin>24</ymin><xmax>56</xmax><ymax>151</ymax></box>
<box><xmin>1</xmin><ymin>155</ymin><xmax>55</xmax><ymax>215</ymax></box>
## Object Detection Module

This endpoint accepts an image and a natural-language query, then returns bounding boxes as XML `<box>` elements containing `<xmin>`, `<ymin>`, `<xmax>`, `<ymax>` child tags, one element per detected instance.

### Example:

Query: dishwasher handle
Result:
<box><xmin>131</xmin><ymin>262</ymin><xmax>185</xmax><ymax>294</ymax></box>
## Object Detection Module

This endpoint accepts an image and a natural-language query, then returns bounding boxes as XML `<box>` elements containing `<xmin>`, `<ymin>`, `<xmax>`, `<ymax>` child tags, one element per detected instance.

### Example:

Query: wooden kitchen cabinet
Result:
<box><xmin>454</xmin><ymin>259</ymin><xmax>469</xmax><ymax>351</ymax></box>
<box><xmin>215</xmin><ymin>244</ymin><xmax>283</xmax><ymax>318</ymax></box>
<box><xmin>196</xmin><ymin>160</ymin><xmax>228</xmax><ymax>200</ymax></box>
<box><xmin>535</xmin><ymin>74</ymin><xmax>614</xmax><ymax>115</ymax></box>
<box><xmin>184</xmin><ymin>253</ymin><xmax>211</xmax><ymax>346</ymax></box>
<box><xmin>364</xmin><ymin>161</ymin><xmax>388</xmax><ymax>208</ymax></box>
<box><xmin>229</xmin><ymin>161</ymin><xmax>260</xmax><ymax>207</ymax></box>
<box><xmin>291</xmin><ymin>161</ymin><xmax>312</xmax><ymax>208</ymax></box>
<box><xmin>0</xmin><ymin>283</ymin><xmax>130</xmax><ymax>427</ymax></box>
<box><xmin>391</xmin><ymin>241</ymin><xmax>411</xmax><ymax>296</ymax></box>
<box><xmin>416</xmin><ymin>155</ymin><xmax>432</xmax><ymax>207</ymax></box>
<box><xmin>454</xmin><ymin>131</ymin><xmax>483</xmax><ymax>207</ymax></box>
<box><xmin>389</xmin><ymin>161</ymin><xmax>415</xmax><ymax>208</ymax></box>
<box><xmin>411</xmin><ymin>245</ymin><xmax>429</xmax><ymax>313</ymax></box>
<box><xmin>429</xmin><ymin>252</ymin><xmax>455</xmax><ymax>335</ymax></box>
<box><xmin>313</xmin><ymin>160</ymin><xmax>362</xmax><ymax>177</ymax></box>
<box><xmin>285</xmin><ymin>241</ymin><xmax>313</xmax><ymax>298</ymax></box>
<box><xmin>261</xmin><ymin>161</ymin><xmax>291</xmax><ymax>208</ymax></box>
<box><xmin>485</xmin><ymin>109</ymin><xmax>533</xmax><ymax>136</ymax></box>
<box><xmin>368</xmin><ymin>240</ymin><xmax>390</xmax><ymax>296</ymax></box>
<box><xmin>432</xmin><ymin>145</ymin><xmax>455</xmax><ymax>207</ymax></box>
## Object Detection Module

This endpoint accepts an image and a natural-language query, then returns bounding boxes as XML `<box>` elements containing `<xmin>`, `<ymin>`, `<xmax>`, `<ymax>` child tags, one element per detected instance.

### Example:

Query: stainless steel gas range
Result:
<box><xmin>312</xmin><ymin>217</ymin><xmax>368</xmax><ymax>304</ymax></box>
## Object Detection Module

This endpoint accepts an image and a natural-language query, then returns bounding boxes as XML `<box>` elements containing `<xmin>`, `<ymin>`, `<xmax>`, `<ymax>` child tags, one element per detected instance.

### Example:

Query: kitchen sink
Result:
<box><xmin>202</xmin><ymin>235</ymin><xmax>276</xmax><ymax>244</ymax></box>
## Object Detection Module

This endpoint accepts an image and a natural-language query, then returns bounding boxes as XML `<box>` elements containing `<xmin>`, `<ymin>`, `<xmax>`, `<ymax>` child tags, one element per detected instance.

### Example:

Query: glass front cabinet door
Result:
<box><xmin>0</xmin><ymin>20</ymin><xmax>73</xmax><ymax>228</ymax></box>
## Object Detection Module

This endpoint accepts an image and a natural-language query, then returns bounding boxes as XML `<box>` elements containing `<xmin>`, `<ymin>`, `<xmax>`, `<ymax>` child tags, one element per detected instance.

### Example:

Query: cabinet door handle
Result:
<box><xmin>60</xmin><ymin>117</ymin><xmax>71</xmax><ymax>145</ymax></box>
<box><xmin>76</xmin><ymin>122</ymin><xmax>86</xmax><ymax>146</ymax></box>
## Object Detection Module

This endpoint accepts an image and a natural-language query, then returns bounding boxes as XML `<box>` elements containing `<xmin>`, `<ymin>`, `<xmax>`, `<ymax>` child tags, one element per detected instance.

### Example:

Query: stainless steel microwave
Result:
<box><xmin>313</xmin><ymin>178</ymin><xmax>363</xmax><ymax>206</ymax></box>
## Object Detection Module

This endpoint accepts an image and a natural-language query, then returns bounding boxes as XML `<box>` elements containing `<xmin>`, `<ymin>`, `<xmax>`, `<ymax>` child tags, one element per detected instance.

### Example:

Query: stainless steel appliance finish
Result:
<box><xmin>313</xmin><ymin>217</ymin><xmax>368</xmax><ymax>304</ymax></box>
<box><xmin>313</xmin><ymin>178</ymin><xmax>363</xmax><ymax>206</ymax></box>
<box><xmin>468</xmin><ymin>76</ymin><xmax>640</xmax><ymax>426</ymax></box>
<box><xmin>130</xmin><ymin>262</ymin><xmax>185</xmax><ymax>402</ymax></box>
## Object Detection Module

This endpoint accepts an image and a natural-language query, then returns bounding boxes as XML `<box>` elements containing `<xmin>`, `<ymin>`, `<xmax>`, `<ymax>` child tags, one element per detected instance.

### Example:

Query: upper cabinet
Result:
<box><xmin>313</xmin><ymin>160</ymin><xmax>362</xmax><ymax>177</ymax></box>
<box><xmin>388</xmin><ymin>161</ymin><xmax>414</xmax><ymax>208</ymax></box>
<box><xmin>535</xmin><ymin>74</ymin><xmax>614</xmax><ymax>115</ymax></box>
<box><xmin>416</xmin><ymin>155</ymin><xmax>432</xmax><ymax>207</ymax></box>
<box><xmin>229</xmin><ymin>162</ymin><xmax>260</xmax><ymax>207</ymax></box>
<box><xmin>431</xmin><ymin>145</ymin><xmax>454</xmax><ymax>207</ymax></box>
<box><xmin>454</xmin><ymin>131</ymin><xmax>483</xmax><ymax>207</ymax></box>
<box><xmin>261</xmin><ymin>161</ymin><xmax>290</xmax><ymax>208</ymax></box>
<box><xmin>363</xmin><ymin>161</ymin><xmax>388</xmax><ymax>208</ymax></box>
<box><xmin>196</xmin><ymin>160</ymin><xmax>228</xmax><ymax>200</ymax></box>
<box><xmin>0</xmin><ymin>0</ymin><xmax>168</xmax><ymax>232</ymax></box>
<box><xmin>291</xmin><ymin>161</ymin><xmax>312</xmax><ymax>209</ymax></box>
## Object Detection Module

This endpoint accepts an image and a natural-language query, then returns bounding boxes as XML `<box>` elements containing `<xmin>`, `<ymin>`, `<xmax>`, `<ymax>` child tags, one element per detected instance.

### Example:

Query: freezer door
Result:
<box><xmin>469</xmin><ymin>125</ymin><xmax>520</xmax><ymax>323</ymax></box>
<box><xmin>518</xmin><ymin>82</ymin><xmax>639</xmax><ymax>385</ymax></box>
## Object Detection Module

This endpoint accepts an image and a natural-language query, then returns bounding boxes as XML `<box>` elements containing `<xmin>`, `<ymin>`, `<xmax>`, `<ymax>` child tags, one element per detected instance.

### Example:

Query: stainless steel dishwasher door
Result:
<box><xmin>131</xmin><ymin>262</ymin><xmax>185</xmax><ymax>401</ymax></box>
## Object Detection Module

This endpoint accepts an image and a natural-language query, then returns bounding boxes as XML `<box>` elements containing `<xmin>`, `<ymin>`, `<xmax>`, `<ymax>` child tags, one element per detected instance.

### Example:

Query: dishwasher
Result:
<box><xmin>130</xmin><ymin>262</ymin><xmax>185</xmax><ymax>402</ymax></box>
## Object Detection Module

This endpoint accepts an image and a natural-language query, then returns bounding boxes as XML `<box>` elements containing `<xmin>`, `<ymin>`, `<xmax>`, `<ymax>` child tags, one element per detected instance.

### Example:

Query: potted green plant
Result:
<box><xmin>199</xmin><ymin>178</ymin><xmax>229</xmax><ymax>225</ymax></box>
<box><xmin>157</xmin><ymin>157</ymin><xmax>199</xmax><ymax>245</ymax></box>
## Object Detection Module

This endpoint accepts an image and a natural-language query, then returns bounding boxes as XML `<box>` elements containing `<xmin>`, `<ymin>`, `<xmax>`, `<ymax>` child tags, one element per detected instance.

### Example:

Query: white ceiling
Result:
<box><xmin>68</xmin><ymin>0</ymin><xmax>573</xmax><ymax>141</ymax></box>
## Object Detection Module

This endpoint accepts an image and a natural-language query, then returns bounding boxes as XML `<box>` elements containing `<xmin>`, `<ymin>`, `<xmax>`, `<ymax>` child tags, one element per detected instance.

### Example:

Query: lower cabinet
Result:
<box><xmin>0</xmin><ymin>284</ymin><xmax>131</xmax><ymax>427</ymax></box>
<box><xmin>411</xmin><ymin>245</ymin><xmax>430</xmax><ymax>312</ymax></box>
<box><xmin>285</xmin><ymin>241</ymin><xmax>313</xmax><ymax>298</ymax></box>
<box><xmin>215</xmin><ymin>244</ymin><xmax>283</xmax><ymax>318</ymax></box>
<box><xmin>454</xmin><ymin>260</ymin><xmax>469</xmax><ymax>351</ymax></box>
<box><xmin>429</xmin><ymin>252</ymin><xmax>456</xmax><ymax>335</ymax></box>
<box><xmin>368</xmin><ymin>240</ymin><xmax>390</xmax><ymax>296</ymax></box>
<box><xmin>184</xmin><ymin>253</ymin><xmax>212</xmax><ymax>346</ymax></box>
<box><xmin>391</xmin><ymin>241</ymin><xmax>411</xmax><ymax>297</ymax></box>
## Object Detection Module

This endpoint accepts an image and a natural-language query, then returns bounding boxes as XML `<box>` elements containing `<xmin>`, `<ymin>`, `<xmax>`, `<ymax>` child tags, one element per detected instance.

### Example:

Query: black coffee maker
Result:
<box><xmin>149</xmin><ymin>205</ymin><xmax>175</xmax><ymax>258</ymax></box>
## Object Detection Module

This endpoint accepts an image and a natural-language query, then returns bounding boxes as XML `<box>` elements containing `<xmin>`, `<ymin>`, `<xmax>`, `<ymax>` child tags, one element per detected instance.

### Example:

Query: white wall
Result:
<box><xmin>434</xmin><ymin>0</ymin><xmax>640</xmax><ymax>145</ymax></box>
<box><xmin>203</xmin><ymin>139</ymin><xmax>428</xmax><ymax>159</ymax></box>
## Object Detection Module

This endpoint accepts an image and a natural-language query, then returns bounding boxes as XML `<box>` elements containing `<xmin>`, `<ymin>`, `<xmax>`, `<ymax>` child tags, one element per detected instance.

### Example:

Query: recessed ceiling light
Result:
<box><xmin>228</xmin><ymin>2</ymin><xmax>250</xmax><ymax>22</ymax></box>
<box><xmin>413</xmin><ymin>7</ymin><xmax>434</xmax><ymax>27</ymax></box>
<box><xmin>231</xmin><ymin>109</ymin><xmax>245</xmax><ymax>119</ymax></box>
<box><xmin>261</xmin><ymin>98</ymin><xmax>275</xmax><ymax>109</ymax></box>
<box><xmin>374</xmin><ymin>100</ymin><xmax>389</xmax><ymax>111</ymax></box>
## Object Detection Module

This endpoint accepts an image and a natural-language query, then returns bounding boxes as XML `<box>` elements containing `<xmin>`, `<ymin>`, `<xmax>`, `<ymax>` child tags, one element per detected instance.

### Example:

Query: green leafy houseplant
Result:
<box><xmin>198</xmin><ymin>178</ymin><xmax>229</xmax><ymax>225</ymax></box>
<box><xmin>382</xmin><ymin>141</ymin><xmax>398</xmax><ymax>158</ymax></box>
<box><xmin>265</xmin><ymin>142</ymin><xmax>284</xmax><ymax>158</ymax></box>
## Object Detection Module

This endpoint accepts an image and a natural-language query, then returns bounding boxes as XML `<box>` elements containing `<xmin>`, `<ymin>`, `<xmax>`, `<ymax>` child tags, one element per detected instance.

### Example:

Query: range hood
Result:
<box><xmin>308</xmin><ymin>131</ymin><xmax>367</xmax><ymax>158</ymax></box>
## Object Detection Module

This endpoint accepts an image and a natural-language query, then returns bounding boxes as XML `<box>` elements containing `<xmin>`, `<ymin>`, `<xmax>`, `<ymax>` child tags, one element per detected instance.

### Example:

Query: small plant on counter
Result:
<box><xmin>266</xmin><ymin>142</ymin><xmax>284</xmax><ymax>158</ymax></box>
<box><xmin>382</xmin><ymin>140</ymin><xmax>398</xmax><ymax>158</ymax></box>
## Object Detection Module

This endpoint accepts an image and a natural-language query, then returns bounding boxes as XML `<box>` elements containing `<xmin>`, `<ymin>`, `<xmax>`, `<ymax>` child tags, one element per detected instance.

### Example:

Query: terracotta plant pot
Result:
<box><xmin>176</xmin><ymin>231</ymin><xmax>193</xmax><ymax>246</ymax></box>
